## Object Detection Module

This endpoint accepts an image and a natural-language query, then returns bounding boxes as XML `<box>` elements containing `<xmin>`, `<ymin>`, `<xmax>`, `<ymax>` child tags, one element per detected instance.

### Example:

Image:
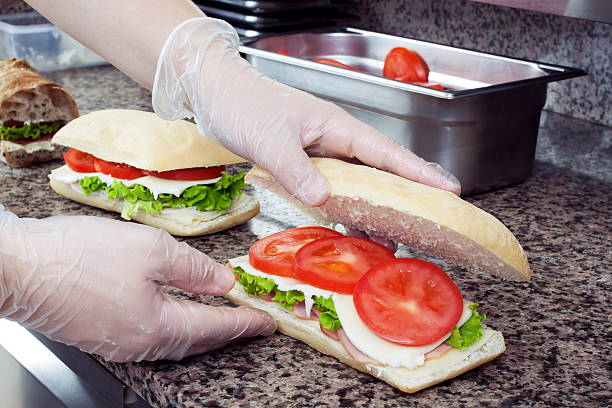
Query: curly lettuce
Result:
<box><xmin>0</xmin><ymin>121</ymin><xmax>63</xmax><ymax>141</ymax></box>
<box><xmin>233</xmin><ymin>267</ymin><xmax>342</xmax><ymax>331</ymax></box>
<box><xmin>79</xmin><ymin>171</ymin><xmax>247</xmax><ymax>220</ymax></box>
<box><xmin>445</xmin><ymin>303</ymin><xmax>486</xmax><ymax>349</ymax></box>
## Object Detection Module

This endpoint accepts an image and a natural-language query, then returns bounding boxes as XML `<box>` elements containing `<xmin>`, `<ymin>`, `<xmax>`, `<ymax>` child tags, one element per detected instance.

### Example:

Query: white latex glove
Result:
<box><xmin>0</xmin><ymin>206</ymin><xmax>275</xmax><ymax>362</ymax></box>
<box><xmin>153</xmin><ymin>18</ymin><xmax>461</xmax><ymax>207</ymax></box>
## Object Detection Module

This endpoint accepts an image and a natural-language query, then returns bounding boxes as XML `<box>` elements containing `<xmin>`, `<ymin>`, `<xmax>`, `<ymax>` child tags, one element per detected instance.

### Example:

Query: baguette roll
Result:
<box><xmin>246</xmin><ymin>158</ymin><xmax>530</xmax><ymax>281</ymax></box>
<box><xmin>0</xmin><ymin>58</ymin><xmax>78</xmax><ymax>167</ymax></box>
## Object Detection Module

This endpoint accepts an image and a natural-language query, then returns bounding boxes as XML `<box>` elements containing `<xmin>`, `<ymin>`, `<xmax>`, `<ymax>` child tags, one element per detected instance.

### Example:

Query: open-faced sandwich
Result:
<box><xmin>224</xmin><ymin>158</ymin><xmax>530</xmax><ymax>393</ymax></box>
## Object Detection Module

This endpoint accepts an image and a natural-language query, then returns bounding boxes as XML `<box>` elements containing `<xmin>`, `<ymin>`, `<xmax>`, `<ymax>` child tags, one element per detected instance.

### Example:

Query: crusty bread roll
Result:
<box><xmin>50</xmin><ymin>178</ymin><xmax>260</xmax><ymax>236</ymax></box>
<box><xmin>52</xmin><ymin>109</ymin><xmax>246</xmax><ymax>171</ymax></box>
<box><xmin>225</xmin><ymin>284</ymin><xmax>505</xmax><ymax>393</ymax></box>
<box><xmin>0</xmin><ymin>58</ymin><xmax>78</xmax><ymax>123</ymax></box>
<box><xmin>0</xmin><ymin>58</ymin><xmax>78</xmax><ymax>167</ymax></box>
<box><xmin>246</xmin><ymin>158</ymin><xmax>530</xmax><ymax>281</ymax></box>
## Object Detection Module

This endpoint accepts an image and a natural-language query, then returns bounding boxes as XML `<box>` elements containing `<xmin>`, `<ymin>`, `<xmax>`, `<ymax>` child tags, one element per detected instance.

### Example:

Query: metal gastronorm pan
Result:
<box><xmin>240</xmin><ymin>27</ymin><xmax>586</xmax><ymax>195</ymax></box>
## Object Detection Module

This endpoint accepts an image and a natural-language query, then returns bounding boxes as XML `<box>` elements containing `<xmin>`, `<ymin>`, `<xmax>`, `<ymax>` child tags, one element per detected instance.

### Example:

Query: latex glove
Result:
<box><xmin>0</xmin><ymin>206</ymin><xmax>275</xmax><ymax>362</ymax></box>
<box><xmin>153</xmin><ymin>18</ymin><xmax>461</xmax><ymax>207</ymax></box>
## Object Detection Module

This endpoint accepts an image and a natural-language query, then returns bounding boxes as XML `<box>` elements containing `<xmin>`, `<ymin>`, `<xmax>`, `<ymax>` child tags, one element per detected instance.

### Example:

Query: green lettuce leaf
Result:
<box><xmin>313</xmin><ymin>296</ymin><xmax>342</xmax><ymax>331</ymax></box>
<box><xmin>78</xmin><ymin>171</ymin><xmax>246</xmax><ymax>220</ymax></box>
<box><xmin>272</xmin><ymin>290</ymin><xmax>305</xmax><ymax>310</ymax></box>
<box><xmin>234</xmin><ymin>267</ymin><xmax>276</xmax><ymax>296</ymax></box>
<box><xmin>445</xmin><ymin>303</ymin><xmax>486</xmax><ymax>349</ymax></box>
<box><xmin>0</xmin><ymin>121</ymin><xmax>63</xmax><ymax>141</ymax></box>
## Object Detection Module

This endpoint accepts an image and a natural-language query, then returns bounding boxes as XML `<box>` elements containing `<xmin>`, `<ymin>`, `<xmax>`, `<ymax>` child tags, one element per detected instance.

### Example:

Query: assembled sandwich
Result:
<box><xmin>223</xmin><ymin>158</ymin><xmax>530</xmax><ymax>393</ymax></box>
<box><xmin>0</xmin><ymin>58</ymin><xmax>79</xmax><ymax>167</ymax></box>
<box><xmin>49</xmin><ymin>109</ymin><xmax>259</xmax><ymax>236</ymax></box>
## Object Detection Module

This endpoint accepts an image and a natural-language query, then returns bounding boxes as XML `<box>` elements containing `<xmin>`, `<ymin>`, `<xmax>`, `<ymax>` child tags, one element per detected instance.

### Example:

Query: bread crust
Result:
<box><xmin>0</xmin><ymin>58</ymin><xmax>79</xmax><ymax>123</ymax></box>
<box><xmin>49</xmin><ymin>179</ymin><xmax>260</xmax><ymax>236</ymax></box>
<box><xmin>0</xmin><ymin>140</ymin><xmax>66</xmax><ymax>167</ymax></box>
<box><xmin>246</xmin><ymin>158</ymin><xmax>530</xmax><ymax>281</ymax></box>
<box><xmin>52</xmin><ymin>109</ymin><xmax>247</xmax><ymax>171</ymax></box>
<box><xmin>225</xmin><ymin>284</ymin><xmax>506</xmax><ymax>393</ymax></box>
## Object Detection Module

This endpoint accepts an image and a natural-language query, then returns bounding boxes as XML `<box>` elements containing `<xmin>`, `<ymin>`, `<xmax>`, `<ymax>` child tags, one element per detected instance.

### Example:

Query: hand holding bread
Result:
<box><xmin>152</xmin><ymin>18</ymin><xmax>461</xmax><ymax>207</ymax></box>
<box><xmin>0</xmin><ymin>206</ymin><xmax>275</xmax><ymax>362</ymax></box>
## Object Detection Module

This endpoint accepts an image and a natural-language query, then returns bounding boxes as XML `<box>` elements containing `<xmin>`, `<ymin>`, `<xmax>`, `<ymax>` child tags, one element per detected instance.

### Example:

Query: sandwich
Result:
<box><xmin>0</xmin><ymin>58</ymin><xmax>79</xmax><ymax>167</ymax></box>
<box><xmin>48</xmin><ymin>109</ymin><xmax>259</xmax><ymax>236</ymax></box>
<box><xmin>223</xmin><ymin>158</ymin><xmax>530</xmax><ymax>392</ymax></box>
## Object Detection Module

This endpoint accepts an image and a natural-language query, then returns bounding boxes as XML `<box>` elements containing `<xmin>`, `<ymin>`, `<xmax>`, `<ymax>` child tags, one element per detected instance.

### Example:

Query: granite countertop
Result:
<box><xmin>1</xmin><ymin>66</ymin><xmax>610</xmax><ymax>407</ymax></box>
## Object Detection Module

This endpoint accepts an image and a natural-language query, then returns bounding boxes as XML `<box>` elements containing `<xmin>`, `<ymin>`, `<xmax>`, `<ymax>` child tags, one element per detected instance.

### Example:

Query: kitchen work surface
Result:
<box><xmin>1</xmin><ymin>66</ymin><xmax>610</xmax><ymax>407</ymax></box>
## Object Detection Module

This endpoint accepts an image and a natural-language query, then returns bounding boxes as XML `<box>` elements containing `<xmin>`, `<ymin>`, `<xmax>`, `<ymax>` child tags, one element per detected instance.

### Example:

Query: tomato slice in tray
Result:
<box><xmin>249</xmin><ymin>227</ymin><xmax>343</xmax><ymax>278</ymax></box>
<box><xmin>312</xmin><ymin>58</ymin><xmax>360</xmax><ymax>71</ymax></box>
<box><xmin>143</xmin><ymin>166</ymin><xmax>225</xmax><ymax>181</ymax></box>
<box><xmin>64</xmin><ymin>149</ymin><xmax>96</xmax><ymax>173</ymax></box>
<box><xmin>353</xmin><ymin>258</ymin><xmax>463</xmax><ymax>346</ymax></box>
<box><xmin>93</xmin><ymin>157</ymin><xmax>145</xmax><ymax>180</ymax></box>
<box><xmin>383</xmin><ymin>47</ymin><xmax>429</xmax><ymax>83</ymax></box>
<box><xmin>293</xmin><ymin>236</ymin><xmax>395</xmax><ymax>294</ymax></box>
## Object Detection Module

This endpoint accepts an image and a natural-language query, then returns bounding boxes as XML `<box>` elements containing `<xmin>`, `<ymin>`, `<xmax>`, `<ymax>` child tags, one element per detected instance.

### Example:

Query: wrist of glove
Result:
<box><xmin>0</xmin><ymin>208</ymin><xmax>275</xmax><ymax>362</ymax></box>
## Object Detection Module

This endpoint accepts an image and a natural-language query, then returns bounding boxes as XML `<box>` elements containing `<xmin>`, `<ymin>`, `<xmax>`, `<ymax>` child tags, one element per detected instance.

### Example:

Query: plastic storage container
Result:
<box><xmin>0</xmin><ymin>12</ymin><xmax>106</xmax><ymax>71</ymax></box>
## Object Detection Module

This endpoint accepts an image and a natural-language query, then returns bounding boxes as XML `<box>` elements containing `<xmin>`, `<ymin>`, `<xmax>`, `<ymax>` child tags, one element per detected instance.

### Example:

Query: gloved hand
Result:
<box><xmin>152</xmin><ymin>18</ymin><xmax>461</xmax><ymax>207</ymax></box>
<box><xmin>0</xmin><ymin>206</ymin><xmax>275</xmax><ymax>362</ymax></box>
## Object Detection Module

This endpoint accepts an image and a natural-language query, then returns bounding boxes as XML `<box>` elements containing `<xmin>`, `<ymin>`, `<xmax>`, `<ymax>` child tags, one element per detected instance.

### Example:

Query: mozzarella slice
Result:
<box><xmin>49</xmin><ymin>165</ymin><xmax>220</xmax><ymax>198</ymax></box>
<box><xmin>229</xmin><ymin>255</ymin><xmax>334</xmax><ymax>317</ymax></box>
<box><xmin>333</xmin><ymin>294</ymin><xmax>473</xmax><ymax>369</ymax></box>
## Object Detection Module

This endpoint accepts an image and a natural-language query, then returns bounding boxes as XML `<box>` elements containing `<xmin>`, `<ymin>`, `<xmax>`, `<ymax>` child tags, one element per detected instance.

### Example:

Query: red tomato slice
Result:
<box><xmin>143</xmin><ymin>166</ymin><xmax>225</xmax><ymax>181</ymax></box>
<box><xmin>383</xmin><ymin>47</ymin><xmax>429</xmax><ymax>83</ymax></box>
<box><xmin>64</xmin><ymin>148</ymin><xmax>96</xmax><ymax>173</ymax></box>
<box><xmin>354</xmin><ymin>258</ymin><xmax>463</xmax><ymax>346</ymax></box>
<box><xmin>312</xmin><ymin>58</ymin><xmax>360</xmax><ymax>71</ymax></box>
<box><xmin>412</xmin><ymin>82</ymin><xmax>445</xmax><ymax>90</ymax></box>
<box><xmin>249</xmin><ymin>227</ymin><xmax>343</xmax><ymax>278</ymax></box>
<box><xmin>276</xmin><ymin>50</ymin><xmax>290</xmax><ymax>55</ymax></box>
<box><xmin>293</xmin><ymin>236</ymin><xmax>395</xmax><ymax>294</ymax></box>
<box><xmin>93</xmin><ymin>157</ymin><xmax>145</xmax><ymax>180</ymax></box>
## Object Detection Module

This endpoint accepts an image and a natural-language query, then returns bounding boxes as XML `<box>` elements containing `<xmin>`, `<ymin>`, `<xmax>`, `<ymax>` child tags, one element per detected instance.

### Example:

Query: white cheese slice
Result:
<box><xmin>333</xmin><ymin>294</ymin><xmax>473</xmax><ymax>369</ymax></box>
<box><xmin>49</xmin><ymin>165</ymin><xmax>220</xmax><ymax>198</ymax></box>
<box><xmin>229</xmin><ymin>255</ymin><xmax>334</xmax><ymax>317</ymax></box>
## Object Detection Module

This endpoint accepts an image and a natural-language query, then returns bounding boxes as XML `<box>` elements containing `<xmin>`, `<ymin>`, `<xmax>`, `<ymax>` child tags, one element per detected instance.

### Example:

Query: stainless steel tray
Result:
<box><xmin>241</xmin><ymin>27</ymin><xmax>585</xmax><ymax>195</ymax></box>
<box><xmin>196</xmin><ymin>0</ymin><xmax>332</xmax><ymax>14</ymax></box>
<box><xmin>198</xmin><ymin>5</ymin><xmax>347</xmax><ymax>29</ymax></box>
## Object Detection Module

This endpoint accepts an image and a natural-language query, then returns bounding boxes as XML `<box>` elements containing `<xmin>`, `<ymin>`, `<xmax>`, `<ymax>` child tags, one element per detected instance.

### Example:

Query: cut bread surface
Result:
<box><xmin>52</xmin><ymin>109</ymin><xmax>246</xmax><ymax>171</ymax></box>
<box><xmin>246</xmin><ymin>158</ymin><xmax>530</xmax><ymax>281</ymax></box>
<box><xmin>0</xmin><ymin>58</ymin><xmax>79</xmax><ymax>123</ymax></box>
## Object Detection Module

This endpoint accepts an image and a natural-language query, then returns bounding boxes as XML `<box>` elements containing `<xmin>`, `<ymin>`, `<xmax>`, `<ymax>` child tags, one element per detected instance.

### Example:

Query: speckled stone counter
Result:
<box><xmin>1</xmin><ymin>66</ymin><xmax>610</xmax><ymax>407</ymax></box>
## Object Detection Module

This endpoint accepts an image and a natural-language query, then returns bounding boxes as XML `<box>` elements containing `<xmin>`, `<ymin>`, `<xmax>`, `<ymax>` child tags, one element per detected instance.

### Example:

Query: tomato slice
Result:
<box><xmin>64</xmin><ymin>148</ymin><xmax>96</xmax><ymax>173</ymax></box>
<box><xmin>143</xmin><ymin>166</ymin><xmax>225</xmax><ymax>181</ymax></box>
<box><xmin>412</xmin><ymin>82</ymin><xmax>445</xmax><ymax>90</ymax></box>
<box><xmin>312</xmin><ymin>58</ymin><xmax>360</xmax><ymax>71</ymax></box>
<box><xmin>249</xmin><ymin>227</ymin><xmax>343</xmax><ymax>278</ymax></box>
<box><xmin>93</xmin><ymin>157</ymin><xmax>145</xmax><ymax>180</ymax></box>
<box><xmin>354</xmin><ymin>258</ymin><xmax>463</xmax><ymax>346</ymax></box>
<box><xmin>276</xmin><ymin>50</ymin><xmax>290</xmax><ymax>55</ymax></box>
<box><xmin>293</xmin><ymin>236</ymin><xmax>395</xmax><ymax>294</ymax></box>
<box><xmin>383</xmin><ymin>47</ymin><xmax>429</xmax><ymax>83</ymax></box>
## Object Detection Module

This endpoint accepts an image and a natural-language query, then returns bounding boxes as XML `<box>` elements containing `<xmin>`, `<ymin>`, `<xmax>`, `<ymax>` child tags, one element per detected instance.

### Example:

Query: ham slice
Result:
<box><xmin>292</xmin><ymin>301</ymin><xmax>318</xmax><ymax>320</ymax></box>
<box><xmin>338</xmin><ymin>328</ymin><xmax>382</xmax><ymax>365</ymax></box>
<box><xmin>424</xmin><ymin>343</ymin><xmax>453</xmax><ymax>361</ymax></box>
<box><xmin>259</xmin><ymin>292</ymin><xmax>276</xmax><ymax>302</ymax></box>
<box><xmin>320</xmin><ymin>325</ymin><xmax>340</xmax><ymax>341</ymax></box>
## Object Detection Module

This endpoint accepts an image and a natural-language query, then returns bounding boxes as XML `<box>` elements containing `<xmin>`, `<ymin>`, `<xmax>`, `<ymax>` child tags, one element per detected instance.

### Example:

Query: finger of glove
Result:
<box><xmin>156</xmin><ymin>235</ymin><xmax>236</xmax><ymax>295</ymax></box>
<box><xmin>320</xmin><ymin>109</ymin><xmax>461</xmax><ymax>195</ymax></box>
<box><xmin>160</xmin><ymin>302</ymin><xmax>276</xmax><ymax>360</ymax></box>
<box><xmin>258</xmin><ymin>146</ymin><xmax>331</xmax><ymax>207</ymax></box>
